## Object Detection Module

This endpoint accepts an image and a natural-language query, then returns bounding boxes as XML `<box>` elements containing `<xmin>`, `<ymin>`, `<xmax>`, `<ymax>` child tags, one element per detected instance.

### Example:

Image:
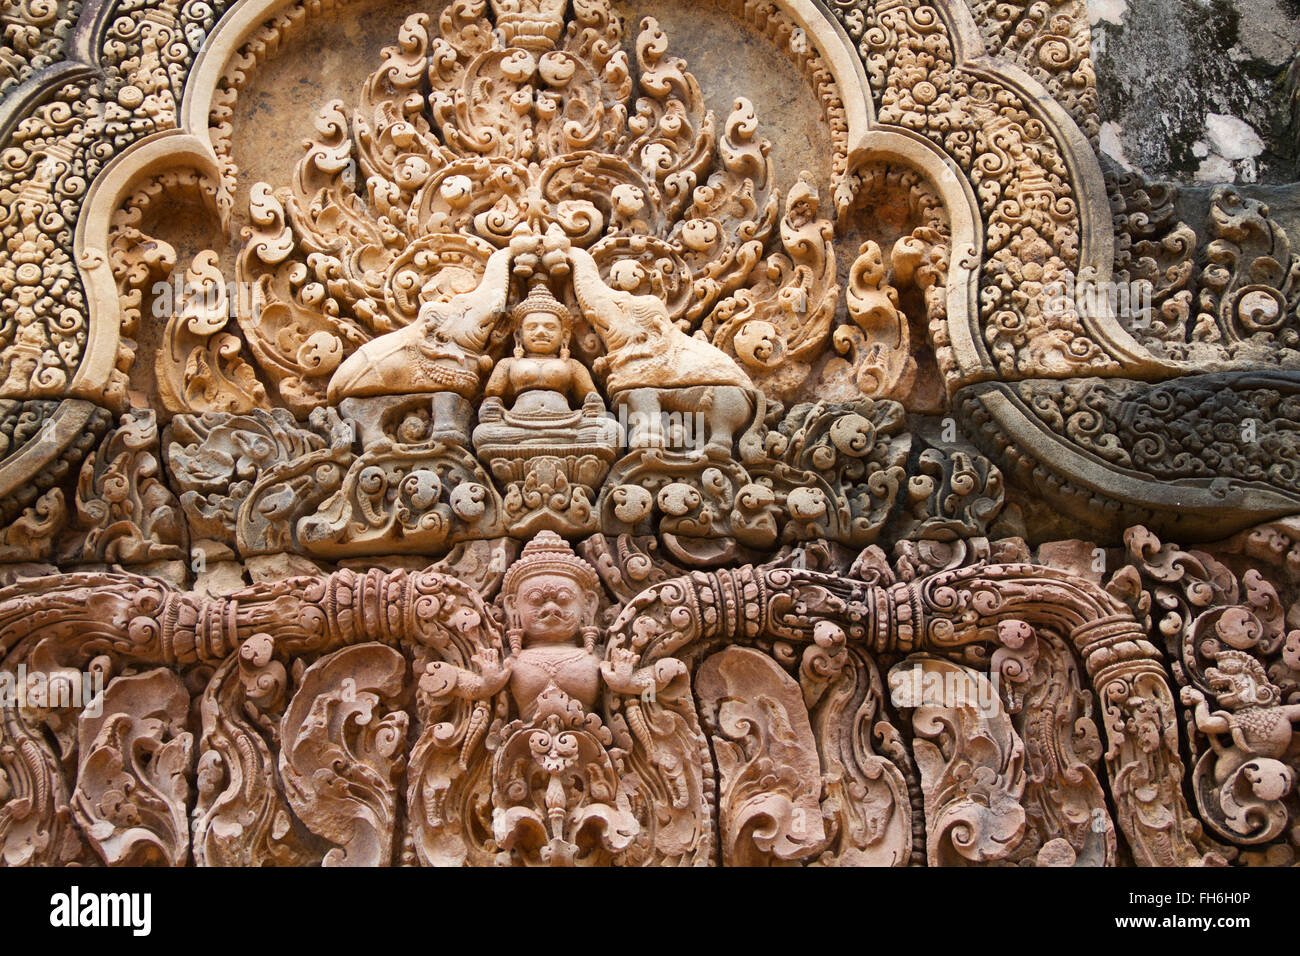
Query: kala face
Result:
<box><xmin>515</xmin><ymin>572</ymin><xmax>585</xmax><ymax>644</ymax></box>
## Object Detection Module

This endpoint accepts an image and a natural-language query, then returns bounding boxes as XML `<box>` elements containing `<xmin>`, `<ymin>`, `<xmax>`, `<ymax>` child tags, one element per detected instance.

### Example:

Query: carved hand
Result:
<box><xmin>422</xmin><ymin>653</ymin><xmax>512</xmax><ymax>702</ymax></box>
<box><xmin>599</xmin><ymin>646</ymin><xmax>640</xmax><ymax>693</ymax></box>
<box><xmin>471</xmin><ymin>646</ymin><xmax>513</xmax><ymax>690</ymax></box>
<box><xmin>1180</xmin><ymin>685</ymin><xmax>1206</xmax><ymax>707</ymax></box>
<box><xmin>601</xmin><ymin>648</ymin><xmax>687</xmax><ymax>695</ymax></box>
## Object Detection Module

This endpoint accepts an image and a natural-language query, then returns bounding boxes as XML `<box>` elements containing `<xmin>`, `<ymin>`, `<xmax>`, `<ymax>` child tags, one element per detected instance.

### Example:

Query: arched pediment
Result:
<box><xmin>0</xmin><ymin>0</ymin><xmax>1298</xmax><ymax>872</ymax></box>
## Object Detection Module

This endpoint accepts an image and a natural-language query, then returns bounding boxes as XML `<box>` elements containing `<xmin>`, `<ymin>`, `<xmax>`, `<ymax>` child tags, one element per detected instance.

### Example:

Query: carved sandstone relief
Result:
<box><xmin>0</xmin><ymin>529</ymin><xmax>1244</xmax><ymax>867</ymax></box>
<box><xmin>0</xmin><ymin>0</ymin><xmax>1297</xmax><ymax>868</ymax></box>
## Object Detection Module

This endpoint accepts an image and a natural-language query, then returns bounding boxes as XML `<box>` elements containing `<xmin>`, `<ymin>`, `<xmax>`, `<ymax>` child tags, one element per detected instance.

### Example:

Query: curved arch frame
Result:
<box><xmin>11</xmin><ymin>0</ymin><xmax>1241</xmax><ymax>538</ymax></box>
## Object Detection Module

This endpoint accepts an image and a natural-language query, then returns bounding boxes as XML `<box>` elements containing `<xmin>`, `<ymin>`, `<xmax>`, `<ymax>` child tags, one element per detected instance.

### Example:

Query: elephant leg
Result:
<box><xmin>704</xmin><ymin>386</ymin><xmax>750</xmax><ymax>459</ymax></box>
<box><xmin>623</xmin><ymin>389</ymin><xmax>664</xmax><ymax>451</ymax></box>
<box><xmin>430</xmin><ymin>392</ymin><xmax>472</xmax><ymax>444</ymax></box>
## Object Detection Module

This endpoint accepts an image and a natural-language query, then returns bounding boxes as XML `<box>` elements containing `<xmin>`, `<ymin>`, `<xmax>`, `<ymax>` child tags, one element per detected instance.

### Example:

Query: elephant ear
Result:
<box><xmin>404</xmin><ymin>571</ymin><xmax>508</xmax><ymax>867</ymax></box>
<box><xmin>605</xmin><ymin>663</ymin><xmax>716</xmax><ymax>866</ymax></box>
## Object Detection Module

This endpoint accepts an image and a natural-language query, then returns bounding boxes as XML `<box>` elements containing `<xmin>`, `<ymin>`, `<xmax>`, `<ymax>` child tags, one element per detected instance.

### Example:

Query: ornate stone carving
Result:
<box><xmin>1183</xmin><ymin>654</ymin><xmax>1300</xmax><ymax>846</ymax></box>
<box><xmin>0</xmin><ymin>694</ymin><xmax>85</xmax><ymax>865</ymax></box>
<box><xmin>703</xmin><ymin>171</ymin><xmax>838</xmax><ymax>404</ymax></box>
<box><xmin>819</xmin><ymin>163</ymin><xmax>951</xmax><ymax>407</ymax></box>
<box><xmin>697</xmin><ymin>646</ymin><xmax>827</xmax><ymax>866</ymax></box>
<box><xmin>279</xmin><ymin>643</ymin><xmax>409</xmax><ymax>866</ymax></box>
<box><xmin>756</xmin><ymin>398</ymin><xmax>908</xmax><ymax>548</ymax></box>
<box><xmin>1010</xmin><ymin>631</ymin><xmax>1112</xmax><ymax>866</ymax></box>
<box><xmin>898</xmin><ymin>445</ymin><xmax>1005</xmax><ymax>541</ymax></box>
<box><xmin>830</xmin><ymin>0</ymin><xmax>1125</xmax><ymax>383</ymax></box>
<box><xmin>158</xmin><ymin>250</ymin><xmax>267</xmax><ymax>416</ymax></box>
<box><xmin>60</xmin><ymin>408</ymin><xmax>187</xmax><ymax>566</ymax></box>
<box><xmin>967</xmin><ymin>0</ymin><xmax>1099</xmax><ymax>141</ymax></box>
<box><xmin>473</xmin><ymin>276</ymin><xmax>620</xmax><ymax>537</ymax></box>
<box><xmin>889</xmin><ymin>656</ymin><xmax>1026</xmax><ymax>865</ymax></box>
<box><xmin>0</xmin><ymin>534</ymin><xmax>1224</xmax><ymax>867</ymax></box>
<box><xmin>1107</xmin><ymin>523</ymin><xmax>1300</xmax><ymax>856</ymax></box>
<box><xmin>295</xmin><ymin>426</ymin><xmax>505</xmax><ymax>559</ymax></box>
<box><xmin>72</xmin><ymin>669</ymin><xmax>193</xmax><ymax>866</ymax></box>
<box><xmin>192</xmin><ymin>641</ymin><xmax>318</xmax><ymax>866</ymax></box>
<box><xmin>165</xmin><ymin>407</ymin><xmax>327</xmax><ymax>549</ymax></box>
<box><xmin>568</xmin><ymin>238</ymin><xmax>766</xmax><ymax>460</ymax></box>
<box><xmin>961</xmin><ymin>372</ymin><xmax>1300</xmax><ymax>540</ymax></box>
<box><xmin>1109</xmin><ymin>176</ymin><xmax>1300</xmax><ymax>367</ymax></box>
<box><xmin>0</xmin><ymin>0</ymin><xmax>80</xmax><ymax>95</ymax></box>
<box><xmin>0</xmin><ymin>399</ymin><xmax>110</xmax><ymax>531</ymax></box>
<box><xmin>1016</xmin><ymin>374</ymin><xmax>1300</xmax><ymax>498</ymax></box>
<box><xmin>0</xmin><ymin>0</ymin><xmax>1297</xmax><ymax>873</ymax></box>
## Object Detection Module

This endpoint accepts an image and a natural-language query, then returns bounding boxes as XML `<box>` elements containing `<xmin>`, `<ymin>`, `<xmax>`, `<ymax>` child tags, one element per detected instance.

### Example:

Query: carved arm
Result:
<box><xmin>1180</xmin><ymin>686</ymin><xmax>1232</xmax><ymax>738</ymax></box>
<box><xmin>421</xmin><ymin>648</ymin><xmax>513</xmax><ymax>704</ymax></box>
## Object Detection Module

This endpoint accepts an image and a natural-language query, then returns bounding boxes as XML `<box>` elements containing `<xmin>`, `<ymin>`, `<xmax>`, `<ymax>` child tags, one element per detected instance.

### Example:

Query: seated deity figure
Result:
<box><xmin>471</xmin><ymin>278</ymin><xmax>621</xmax><ymax>536</ymax></box>
<box><xmin>471</xmin><ymin>279</ymin><xmax>620</xmax><ymax>453</ymax></box>
<box><xmin>559</xmin><ymin>233</ymin><xmax>763</xmax><ymax>460</ymax></box>
<box><xmin>326</xmin><ymin>239</ymin><xmax>520</xmax><ymax>444</ymax></box>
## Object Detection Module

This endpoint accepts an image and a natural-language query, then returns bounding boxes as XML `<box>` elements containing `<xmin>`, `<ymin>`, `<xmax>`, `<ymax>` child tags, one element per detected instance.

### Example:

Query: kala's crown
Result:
<box><xmin>503</xmin><ymin>530</ymin><xmax>600</xmax><ymax>595</ymax></box>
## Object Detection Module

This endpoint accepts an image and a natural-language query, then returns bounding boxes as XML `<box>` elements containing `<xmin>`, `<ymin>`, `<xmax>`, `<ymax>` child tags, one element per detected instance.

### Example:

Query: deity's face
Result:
<box><xmin>520</xmin><ymin>311</ymin><xmax>564</xmax><ymax>356</ymax></box>
<box><xmin>513</xmin><ymin>571</ymin><xmax>588</xmax><ymax>645</ymax></box>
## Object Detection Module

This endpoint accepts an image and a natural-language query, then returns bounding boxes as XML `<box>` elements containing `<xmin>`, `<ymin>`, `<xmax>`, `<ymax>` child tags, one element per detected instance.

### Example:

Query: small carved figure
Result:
<box><xmin>425</xmin><ymin>532</ymin><xmax>681</xmax><ymax>723</ymax></box>
<box><xmin>472</xmin><ymin>278</ymin><xmax>620</xmax><ymax>537</ymax></box>
<box><xmin>472</xmin><ymin>279</ymin><xmax>618</xmax><ymax>451</ymax></box>
<box><xmin>498</xmin><ymin>530</ymin><xmax>605</xmax><ymax>719</ymax></box>
<box><xmin>1182</xmin><ymin>650</ymin><xmax>1300</xmax><ymax>842</ymax></box>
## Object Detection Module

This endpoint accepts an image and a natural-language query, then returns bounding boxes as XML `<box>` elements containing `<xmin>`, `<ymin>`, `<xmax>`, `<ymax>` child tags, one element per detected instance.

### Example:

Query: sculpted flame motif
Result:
<box><xmin>235</xmin><ymin>0</ymin><xmax>808</xmax><ymax>418</ymax></box>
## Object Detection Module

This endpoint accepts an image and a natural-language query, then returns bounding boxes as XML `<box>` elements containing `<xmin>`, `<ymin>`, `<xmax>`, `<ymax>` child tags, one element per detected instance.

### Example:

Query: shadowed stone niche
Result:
<box><xmin>0</xmin><ymin>0</ymin><xmax>1297</xmax><ymax>867</ymax></box>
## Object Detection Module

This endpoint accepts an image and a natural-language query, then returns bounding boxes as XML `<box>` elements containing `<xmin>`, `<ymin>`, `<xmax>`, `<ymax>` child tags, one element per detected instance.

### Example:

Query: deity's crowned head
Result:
<box><xmin>510</xmin><ymin>282</ymin><xmax>572</xmax><ymax>358</ymax></box>
<box><xmin>502</xmin><ymin>531</ymin><xmax>600</xmax><ymax>653</ymax></box>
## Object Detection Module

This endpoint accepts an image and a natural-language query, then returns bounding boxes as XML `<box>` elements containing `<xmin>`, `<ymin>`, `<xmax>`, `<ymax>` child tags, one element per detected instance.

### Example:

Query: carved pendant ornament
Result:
<box><xmin>0</xmin><ymin>0</ymin><xmax>1298</xmax><ymax>869</ymax></box>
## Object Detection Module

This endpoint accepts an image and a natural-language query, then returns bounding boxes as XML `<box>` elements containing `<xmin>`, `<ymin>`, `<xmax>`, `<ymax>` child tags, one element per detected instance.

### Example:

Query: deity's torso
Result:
<box><xmin>510</xmin><ymin>643</ymin><xmax>601</xmax><ymax>719</ymax></box>
<box><xmin>501</xmin><ymin>356</ymin><xmax>582</xmax><ymax>406</ymax></box>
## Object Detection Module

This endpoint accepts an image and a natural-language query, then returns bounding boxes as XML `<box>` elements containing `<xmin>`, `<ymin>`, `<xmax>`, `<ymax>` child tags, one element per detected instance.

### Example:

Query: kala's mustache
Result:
<box><xmin>534</xmin><ymin>608</ymin><xmax>575</xmax><ymax>623</ymax></box>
